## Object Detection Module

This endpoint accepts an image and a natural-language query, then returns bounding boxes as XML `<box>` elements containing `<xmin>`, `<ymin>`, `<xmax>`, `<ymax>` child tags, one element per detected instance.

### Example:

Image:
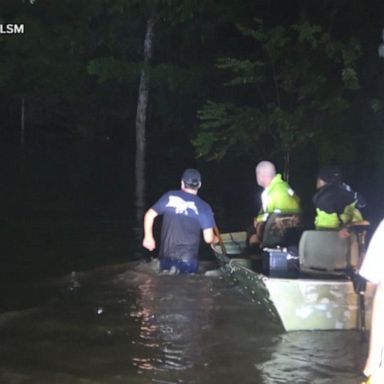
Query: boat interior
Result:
<box><xmin>217</xmin><ymin>213</ymin><xmax>370</xmax><ymax>281</ymax></box>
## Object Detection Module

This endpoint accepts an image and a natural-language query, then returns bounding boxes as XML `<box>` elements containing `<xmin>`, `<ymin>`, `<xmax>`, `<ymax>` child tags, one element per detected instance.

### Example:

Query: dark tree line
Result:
<box><xmin>1</xmin><ymin>0</ymin><xmax>384</xmax><ymax>226</ymax></box>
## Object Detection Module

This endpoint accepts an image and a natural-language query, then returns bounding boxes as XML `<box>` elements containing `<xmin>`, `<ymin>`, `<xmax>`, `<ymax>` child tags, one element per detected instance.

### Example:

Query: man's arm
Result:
<box><xmin>202</xmin><ymin>227</ymin><xmax>220</xmax><ymax>244</ymax></box>
<box><xmin>142</xmin><ymin>208</ymin><xmax>159</xmax><ymax>251</ymax></box>
<box><xmin>359</xmin><ymin>219</ymin><xmax>384</xmax><ymax>380</ymax></box>
<box><xmin>364</xmin><ymin>282</ymin><xmax>384</xmax><ymax>378</ymax></box>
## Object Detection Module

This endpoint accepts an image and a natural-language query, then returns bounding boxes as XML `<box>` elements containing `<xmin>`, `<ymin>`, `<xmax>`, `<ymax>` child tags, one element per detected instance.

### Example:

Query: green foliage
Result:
<box><xmin>342</xmin><ymin>67</ymin><xmax>359</xmax><ymax>90</ymax></box>
<box><xmin>193</xmin><ymin>101</ymin><xmax>261</xmax><ymax>160</ymax></box>
<box><xmin>217</xmin><ymin>58</ymin><xmax>264</xmax><ymax>86</ymax></box>
<box><xmin>370</xmin><ymin>98</ymin><xmax>383</xmax><ymax>113</ymax></box>
<box><xmin>0</xmin><ymin>0</ymin><xmax>382</xmax><ymax>178</ymax></box>
<box><xmin>87</xmin><ymin>57</ymin><xmax>140</xmax><ymax>84</ymax></box>
<box><xmin>194</xmin><ymin>19</ymin><xmax>362</xmax><ymax>165</ymax></box>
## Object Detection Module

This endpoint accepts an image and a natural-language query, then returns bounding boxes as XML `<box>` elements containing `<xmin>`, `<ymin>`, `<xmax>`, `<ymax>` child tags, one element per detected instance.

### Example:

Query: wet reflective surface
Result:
<box><xmin>0</xmin><ymin>218</ymin><xmax>370</xmax><ymax>384</ymax></box>
<box><xmin>0</xmin><ymin>124</ymin><xmax>378</xmax><ymax>384</ymax></box>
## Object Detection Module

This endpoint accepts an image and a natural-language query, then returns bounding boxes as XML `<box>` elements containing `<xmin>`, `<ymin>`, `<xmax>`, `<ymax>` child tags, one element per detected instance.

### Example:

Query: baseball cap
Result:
<box><xmin>318</xmin><ymin>166</ymin><xmax>342</xmax><ymax>184</ymax></box>
<box><xmin>181</xmin><ymin>168</ymin><xmax>201</xmax><ymax>187</ymax></box>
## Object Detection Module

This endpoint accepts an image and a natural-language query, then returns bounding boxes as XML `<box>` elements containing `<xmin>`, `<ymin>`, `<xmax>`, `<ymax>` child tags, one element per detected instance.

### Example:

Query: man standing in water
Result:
<box><xmin>142</xmin><ymin>168</ymin><xmax>218</xmax><ymax>274</ymax></box>
<box><xmin>359</xmin><ymin>219</ymin><xmax>384</xmax><ymax>384</ymax></box>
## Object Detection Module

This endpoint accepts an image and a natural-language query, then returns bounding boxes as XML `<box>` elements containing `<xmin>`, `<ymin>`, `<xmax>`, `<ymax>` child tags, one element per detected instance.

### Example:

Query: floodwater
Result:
<box><xmin>0</xmin><ymin>218</ymin><xmax>370</xmax><ymax>384</ymax></box>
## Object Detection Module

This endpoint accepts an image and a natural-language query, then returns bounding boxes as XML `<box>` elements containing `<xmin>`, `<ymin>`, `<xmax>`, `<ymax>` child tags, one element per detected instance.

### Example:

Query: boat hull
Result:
<box><xmin>213</xmin><ymin>231</ymin><xmax>375</xmax><ymax>332</ymax></box>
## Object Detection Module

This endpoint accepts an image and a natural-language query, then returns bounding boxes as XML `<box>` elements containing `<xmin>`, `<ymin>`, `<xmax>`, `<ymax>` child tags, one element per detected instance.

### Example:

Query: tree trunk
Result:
<box><xmin>284</xmin><ymin>150</ymin><xmax>290</xmax><ymax>182</ymax></box>
<box><xmin>20</xmin><ymin>97</ymin><xmax>25</xmax><ymax>159</ymax></box>
<box><xmin>135</xmin><ymin>18</ymin><xmax>154</xmax><ymax>225</ymax></box>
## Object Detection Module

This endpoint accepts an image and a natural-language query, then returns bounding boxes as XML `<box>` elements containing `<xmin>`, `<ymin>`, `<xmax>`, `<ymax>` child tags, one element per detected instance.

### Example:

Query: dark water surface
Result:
<box><xmin>0</xmin><ymin>139</ymin><xmax>375</xmax><ymax>384</ymax></box>
<box><xmin>0</xmin><ymin>218</ymin><xmax>369</xmax><ymax>384</ymax></box>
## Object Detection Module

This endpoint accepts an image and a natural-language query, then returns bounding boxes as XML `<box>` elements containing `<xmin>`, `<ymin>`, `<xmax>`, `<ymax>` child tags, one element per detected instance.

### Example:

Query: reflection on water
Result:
<box><xmin>258</xmin><ymin>331</ymin><xmax>366</xmax><ymax>384</ymax></box>
<box><xmin>127</xmin><ymin>264</ymin><xmax>220</xmax><ymax>374</ymax></box>
<box><xmin>0</xmin><ymin>257</ymin><xmax>369</xmax><ymax>384</ymax></box>
<box><xmin>0</xmin><ymin>137</ymin><xmax>375</xmax><ymax>383</ymax></box>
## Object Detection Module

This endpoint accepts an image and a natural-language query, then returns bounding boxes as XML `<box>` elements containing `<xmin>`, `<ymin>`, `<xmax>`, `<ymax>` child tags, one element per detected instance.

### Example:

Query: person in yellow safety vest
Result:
<box><xmin>248</xmin><ymin>161</ymin><xmax>301</xmax><ymax>247</ymax></box>
<box><xmin>312</xmin><ymin>166</ymin><xmax>363</xmax><ymax>232</ymax></box>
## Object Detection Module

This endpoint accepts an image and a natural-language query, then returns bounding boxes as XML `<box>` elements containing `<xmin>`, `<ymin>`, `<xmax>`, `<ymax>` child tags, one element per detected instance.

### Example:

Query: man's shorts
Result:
<box><xmin>160</xmin><ymin>257</ymin><xmax>199</xmax><ymax>274</ymax></box>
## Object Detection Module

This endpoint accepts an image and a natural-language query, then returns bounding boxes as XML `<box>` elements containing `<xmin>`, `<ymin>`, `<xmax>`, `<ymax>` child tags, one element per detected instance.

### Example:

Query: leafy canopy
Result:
<box><xmin>193</xmin><ymin>19</ymin><xmax>361</xmax><ymax>162</ymax></box>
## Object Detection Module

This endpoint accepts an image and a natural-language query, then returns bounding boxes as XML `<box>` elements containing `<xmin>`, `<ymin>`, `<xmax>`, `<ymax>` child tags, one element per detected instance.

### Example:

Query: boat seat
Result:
<box><xmin>261</xmin><ymin>212</ymin><xmax>302</xmax><ymax>248</ymax></box>
<box><xmin>299</xmin><ymin>230</ymin><xmax>359</xmax><ymax>276</ymax></box>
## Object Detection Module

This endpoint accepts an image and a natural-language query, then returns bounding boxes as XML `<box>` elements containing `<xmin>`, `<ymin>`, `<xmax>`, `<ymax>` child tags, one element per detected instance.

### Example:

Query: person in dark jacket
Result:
<box><xmin>313</xmin><ymin>166</ymin><xmax>363</xmax><ymax>231</ymax></box>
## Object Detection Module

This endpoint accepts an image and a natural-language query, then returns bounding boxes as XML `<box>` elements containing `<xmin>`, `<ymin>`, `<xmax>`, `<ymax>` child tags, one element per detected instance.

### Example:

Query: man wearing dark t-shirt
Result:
<box><xmin>142</xmin><ymin>168</ymin><xmax>218</xmax><ymax>273</ymax></box>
